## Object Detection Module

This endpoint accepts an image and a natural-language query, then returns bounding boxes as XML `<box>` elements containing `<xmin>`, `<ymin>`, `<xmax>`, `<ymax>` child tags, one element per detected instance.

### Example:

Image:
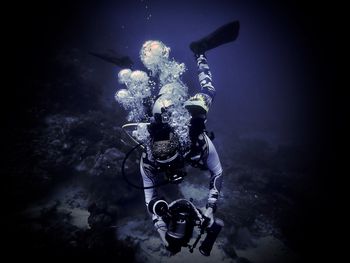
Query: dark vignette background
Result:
<box><xmin>2</xmin><ymin>0</ymin><xmax>341</xmax><ymax>262</ymax></box>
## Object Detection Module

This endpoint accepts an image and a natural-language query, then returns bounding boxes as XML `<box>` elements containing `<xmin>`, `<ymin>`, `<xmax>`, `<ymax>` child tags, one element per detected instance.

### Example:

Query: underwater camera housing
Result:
<box><xmin>199</xmin><ymin>218</ymin><xmax>224</xmax><ymax>256</ymax></box>
<box><xmin>165</xmin><ymin>205</ymin><xmax>195</xmax><ymax>254</ymax></box>
<box><xmin>148</xmin><ymin>197</ymin><xmax>169</xmax><ymax>217</ymax></box>
<box><xmin>148</xmin><ymin>198</ymin><xmax>223</xmax><ymax>256</ymax></box>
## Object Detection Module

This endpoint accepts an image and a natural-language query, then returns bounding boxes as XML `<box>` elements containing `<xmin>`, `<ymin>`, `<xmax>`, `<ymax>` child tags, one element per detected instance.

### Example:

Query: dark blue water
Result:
<box><xmin>5</xmin><ymin>1</ymin><xmax>338</xmax><ymax>262</ymax></box>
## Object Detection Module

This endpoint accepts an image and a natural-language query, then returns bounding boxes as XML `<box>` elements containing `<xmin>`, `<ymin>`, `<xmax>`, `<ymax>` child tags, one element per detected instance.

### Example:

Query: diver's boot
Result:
<box><xmin>190</xmin><ymin>20</ymin><xmax>240</xmax><ymax>55</ymax></box>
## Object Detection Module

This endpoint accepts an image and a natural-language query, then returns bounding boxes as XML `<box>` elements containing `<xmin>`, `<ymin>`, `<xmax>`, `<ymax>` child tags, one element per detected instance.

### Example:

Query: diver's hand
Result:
<box><xmin>154</xmin><ymin>219</ymin><xmax>169</xmax><ymax>247</ymax></box>
<box><xmin>202</xmin><ymin>207</ymin><xmax>214</xmax><ymax>228</ymax></box>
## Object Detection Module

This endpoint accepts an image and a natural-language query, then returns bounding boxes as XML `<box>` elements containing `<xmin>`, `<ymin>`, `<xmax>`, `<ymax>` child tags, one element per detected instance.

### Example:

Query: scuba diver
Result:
<box><xmin>140</xmin><ymin>21</ymin><xmax>239</xmax><ymax>254</ymax></box>
<box><xmin>114</xmin><ymin>21</ymin><xmax>239</xmax><ymax>255</ymax></box>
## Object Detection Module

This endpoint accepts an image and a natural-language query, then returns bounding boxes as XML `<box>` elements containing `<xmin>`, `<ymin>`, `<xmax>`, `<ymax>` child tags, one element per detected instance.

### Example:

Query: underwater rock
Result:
<box><xmin>234</xmin><ymin>227</ymin><xmax>256</xmax><ymax>249</ymax></box>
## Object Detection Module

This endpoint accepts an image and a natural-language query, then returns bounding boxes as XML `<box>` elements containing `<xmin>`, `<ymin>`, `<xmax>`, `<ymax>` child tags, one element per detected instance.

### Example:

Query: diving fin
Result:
<box><xmin>190</xmin><ymin>20</ymin><xmax>240</xmax><ymax>54</ymax></box>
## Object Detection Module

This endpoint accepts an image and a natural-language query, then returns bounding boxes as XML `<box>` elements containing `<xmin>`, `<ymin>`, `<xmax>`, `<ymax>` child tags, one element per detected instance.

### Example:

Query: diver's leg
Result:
<box><xmin>184</xmin><ymin>53</ymin><xmax>215</xmax><ymax>113</ymax></box>
<box><xmin>196</xmin><ymin>54</ymin><xmax>216</xmax><ymax>99</ymax></box>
